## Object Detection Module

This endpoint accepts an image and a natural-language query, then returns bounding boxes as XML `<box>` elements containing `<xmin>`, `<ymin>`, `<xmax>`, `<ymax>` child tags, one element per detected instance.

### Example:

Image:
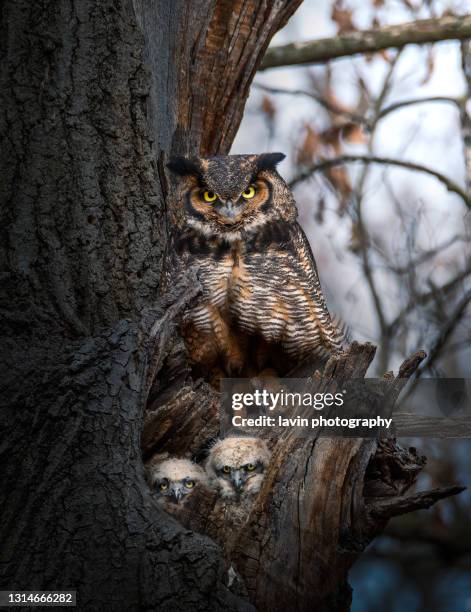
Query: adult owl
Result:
<box><xmin>147</xmin><ymin>458</ymin><xmax>207</xmax><ymax>506</ymax></box>
<box><xmin>205</xmin><ymin>437</ymin><xmax>271</xmax><ymax>500</ymax></box>
<box><xmin>167</xmin><ymin>153</ymin><xmax>344</xmax><ymax>380</ymax></box>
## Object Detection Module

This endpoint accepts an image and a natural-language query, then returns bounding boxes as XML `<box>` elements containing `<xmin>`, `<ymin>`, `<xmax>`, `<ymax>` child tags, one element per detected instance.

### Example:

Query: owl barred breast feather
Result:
<box><xmin>167</xmin><ymin>152</ymin><xmax>345</xmax><ymax>379</ymax></box>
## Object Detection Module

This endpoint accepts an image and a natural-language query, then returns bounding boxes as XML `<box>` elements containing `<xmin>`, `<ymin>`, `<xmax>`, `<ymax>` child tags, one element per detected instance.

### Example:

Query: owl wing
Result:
<box><xmin>291</xmin><ymin>221</ymin><xmax>344</xmax><ymax>350</ymax></box>
<box><xmin>287</xmin><ymin>221</ymin><xmax>344</xmax><ymax>351</ymax></box>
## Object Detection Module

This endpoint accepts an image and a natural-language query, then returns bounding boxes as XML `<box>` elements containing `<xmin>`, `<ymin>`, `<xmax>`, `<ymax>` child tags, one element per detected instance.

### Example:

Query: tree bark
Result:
<box><xmin>1</xmin><ymin>2</ymin><xmax>463</xmax><ymax>611</ymax></box>
<box><xmin>261</xmin><ymin>14</ymin><xmax>471</xmax><ymax>70</ymax></box>
<box><xmin>0</xmin><ymin>1</ymin><xmax>301</xmax><ymax>610</ymax></box>
<box><xmin>146</xmin><ymin>334</ymin><xmax>463</xmax><ymax>611</ymax></box>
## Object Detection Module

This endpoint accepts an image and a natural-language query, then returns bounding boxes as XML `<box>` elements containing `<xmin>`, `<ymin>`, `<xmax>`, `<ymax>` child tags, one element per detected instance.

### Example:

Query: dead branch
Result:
<box><xmin>252</xmin><ymin>82</ymin><xmax>369</xmax><ymax>126</ymax></box>
<box><xmin>414</xmin><ymin>289</ymin><xmax>471</xmax><ymax>377</ymax></box>
<box><xmin>144</xmin><ymin>318</ymin><xmax>464</xmax><ymax>609</ymax></box>
<box><xmin>460</xmin><ymin>41</ymin><xmax>471</xmax><ymax>191</ymax></box>
<box><xmin>387</xmin><ymin>265</ymin><xmax>471</xmax><ymax>334</ymax></box>
<box><xmin>368</xmin><ymin>486</ymin><xmax>466</xmax><ymax>519</ymax></box>
<box><xmin>260</xmin><ymin>14</ymin><xmax>471</xmax><ymax>70</ymax></box>
<box><xmin>289</xmin><ymin>155</ymin><xmax>471</xmax><ymax>207</ymax></box>
<box><xmin>377</xmin><ymin>95</ymin><xmax>461</xmax><ymax>120</ymax></box>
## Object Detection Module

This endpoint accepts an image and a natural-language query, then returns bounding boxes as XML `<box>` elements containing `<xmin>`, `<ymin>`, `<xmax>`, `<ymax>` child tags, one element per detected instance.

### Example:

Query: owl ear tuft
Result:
<box><xmin>257</xmin><ymin>152</ymin><xmax>286</xmax><ymax>173</ymax></box>
<box><xmin>166</xmin><ymin>156</ymin><xmax>201</xmax><ymax>178</ymax></box>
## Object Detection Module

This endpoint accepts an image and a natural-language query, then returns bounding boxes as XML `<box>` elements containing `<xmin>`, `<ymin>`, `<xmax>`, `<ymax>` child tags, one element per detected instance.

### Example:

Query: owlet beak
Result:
<box><xmin>170</xmin><ymin>485</ymin><xmax>184</xmax><ymax>504</ymax></box>
<box><xmin>231</xmin><ymin>469</ymin><xmax>244</xmax><ymax>490</ymax></box>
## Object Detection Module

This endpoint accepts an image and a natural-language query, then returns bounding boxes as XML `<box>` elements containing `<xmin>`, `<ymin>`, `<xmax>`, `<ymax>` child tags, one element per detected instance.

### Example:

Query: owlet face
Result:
<box><xmin>206</xmin><ymin>437</ymin><xmax>271</xmax><ymax>500</ymax></box>
<box><xmin>148</xmin><ymin>458</ymin><xmax>207</xmax><ymax>505</ymax></box>
<box><xmin>167</xmin><ymin>153</ymin><xmax>295</xmax><ymax>236</ymax></box>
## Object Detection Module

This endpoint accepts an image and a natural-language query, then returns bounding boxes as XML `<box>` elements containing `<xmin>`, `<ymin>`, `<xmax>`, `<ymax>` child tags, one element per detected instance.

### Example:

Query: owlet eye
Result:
<box><xmin>202</xmin><ymin>190</ymin><xmax>217</xmax><ymax>203</ymax></box>
<box><xmin>245</xmin><ymin>463</ymin><xmax>256</xmax><ymax>472</ymax></box>
<box><xmin>222</xmin><ymin>466</ymin><xmax>231</xmax><ymax>474</ymax></box>
<box><xmin>241</xmin><ymin>185</ymin><xmax>256</xmax><ymax>199</ymax></box>
<box><xmin>185</xmin><ymin>480</ymin><xmax>195</xmax><ymax>489</ymax></box>
<box><xmin>159</xmin><ymin>481</ymin><xmax>168</xmax><ymax>491</ymax></box>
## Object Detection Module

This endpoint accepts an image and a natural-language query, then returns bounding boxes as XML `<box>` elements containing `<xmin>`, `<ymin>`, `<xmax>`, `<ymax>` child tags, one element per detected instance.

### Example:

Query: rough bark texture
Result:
<box><xmin>0</xmin><ymin>1</ymin><xmax>301</xmax><ymax>610</ymax></box>
<box><xmin>146</xmin><ymin>323</ymin><xmax>462</xmax><ymax>611</ymax></box>
<box><xmin>261</xmin><ymin>14</ymin><xmax>471</xmax><ymax>69</ymax></box>
<box><xmin>1</xmin><ymin>1</ymin><xmax>463</xmax><ymax>611</ymax></box>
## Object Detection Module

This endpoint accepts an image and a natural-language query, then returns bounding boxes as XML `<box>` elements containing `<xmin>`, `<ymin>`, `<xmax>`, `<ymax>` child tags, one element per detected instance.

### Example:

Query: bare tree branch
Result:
<box><xmin>416</xmin><ymin>289</ymin><xmax>471</xmax><ymax>375</ymax></box>
<box><xmin>289</xmin><ymin>155</ymin><xmax>471</xmax><ymax>208</ymax></box>
<box><xmin>388</xmin><ymin>266</ymin><xmax>471</xmax><ymax>333</ymax></box>
<box><xmin>252</xmin><ymin>82</ymin><xmax>370</xmax><ymax>126</ymax></box>
<box><xmin>374</xmin><ymin>234</ymin><xmax>469</xmax><ymax>274</ymax></box>
<box><xmin>254</xmin><ymin>85</ymin><xmax>460</xmax><ymax>127</ymax></box>
<box><xmin>260</xmin><ymin>14</ymin><xmax>471</xmax><ymax>70</ymax></box>
<box><xmin>345</xmin><ymin>55</ymin><xmax>401</xmax><ymax>375</ymax></box>
<box><xmin>460</xmin><ymin>41</ymin><xmax>471</xmax><ymax>191</ymax></box>
<box><xmin>377</xmin><ymin>95</ymin><xmax>461</xmax><ymax>120</ymax></box>
<box><xmin>368</xmin><ymin>485</ymin><xmax>466</xmax><ymax>519</ymax></box>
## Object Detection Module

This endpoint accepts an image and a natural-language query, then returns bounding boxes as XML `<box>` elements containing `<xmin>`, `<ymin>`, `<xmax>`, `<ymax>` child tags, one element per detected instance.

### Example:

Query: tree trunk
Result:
<box><xmin>0</xmin><ymin>1</ymin><xmax>300</xmax><ymax>610</ymax></box>
<box><xmin>1</xmin><ymin>2</ymin><xmax>462</xmax><ymax>611</ymax></box>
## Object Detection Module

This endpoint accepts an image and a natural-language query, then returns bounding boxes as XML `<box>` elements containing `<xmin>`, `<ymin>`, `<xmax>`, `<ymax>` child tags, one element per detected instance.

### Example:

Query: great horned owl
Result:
<box><xmin>146</xmin><ymin>458</ymin><xmax>207</xmax><ymax>506</ymax></box>
<box><xmin>205</xmin><ymin>437</ymin><xmax>271</xmax><ymax>500</ymax></box>
<box><xmin>167</xmin><ymin>152</ymin><xmax>344</xmax><ymax>379</ymax></box>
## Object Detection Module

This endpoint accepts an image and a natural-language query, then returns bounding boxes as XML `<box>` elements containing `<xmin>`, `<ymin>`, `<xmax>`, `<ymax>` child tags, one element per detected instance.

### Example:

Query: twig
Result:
<box><xmin>372</xmin><ymin>234</ymin><xmax>469</xmax><ymax>274</ymax></box>
<box><xmin>261</xmin><ymin>15</ymin><xmax>471</xmax><ymax>69</ymax></box>
<box><xmin>377</xmin><ymin>95</ymin><xmax>461</xmax><ymax>120</ymax></box>
<box><xmin>460</xmin><ymin>41</ymin><xmax>471</xmax><ymax>192</ymax></box>
<box><xmin>416</xmin><ymin>290</ymin><xmax>471</xmax><ymax>376</ymax></box>
<box><xmin>252</xmin><ymin>82</ymin><xmax>370</xmax><ymax>126</ymax></box>
<box><xmin>351</xmin><ymin>55</ymin><xmax>402</xmax><ymax>375</ymax></box>
<box><xmin>388</xmin><ymin>266</ymin><xmax>471</xmax><ymax>333</ymax></box>
<box><xmin>368</xmin><ymin>485</ymin><xmax>466</xmax><ymax>519</ymax></box>
<box><xmin>289</xmin><ymin>155</ymin><xmax>471</xmax><ymax>208</ymax></box>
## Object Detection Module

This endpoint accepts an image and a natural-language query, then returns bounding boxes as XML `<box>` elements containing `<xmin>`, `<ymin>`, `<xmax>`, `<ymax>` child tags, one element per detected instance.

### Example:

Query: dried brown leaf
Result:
<box><xmin>321</xmin><ymin>125</ymin><xmax>343</xmax><ymax>153</ymax></box>
<box><xmin>296</xmin><ymin>124</ymin><xmax>320</xmax><ymax>166</ymax></box>
<box><xmin>331</xmin><ymin>4</ymin><xmax>356</xmax><ymax>34</ymax></box>
<box><xmin>349</xmin><ymin>221</ymin><xmax>363</xmax><ymax>252</ymax></box>
<box><xmin>261</xmin><ymin>95</ymin><xmax>276</xmax><ymax>121</ymax></box>
<box><xmin>325</xmin><ymin>166</ymin><xmax>352</xmax><ymax>215</ymax></box>
<box><xmin>342</xmin><ymin>122</ymin><xmax>366</xmax><ymax>144</ymax></box>
<box><xmin>421</xmin><ymin>48</ymin><xmax>435</xmax><ymax>85</ymax></box>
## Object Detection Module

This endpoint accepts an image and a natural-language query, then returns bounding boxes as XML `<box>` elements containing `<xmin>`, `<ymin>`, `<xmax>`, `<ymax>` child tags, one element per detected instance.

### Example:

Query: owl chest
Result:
<box><xmin>200</xmin><ymin>248</ymin><xmax>254</xmax><ymax>312</ymax></box>
<box><xmin>200</xmin><ymin>246</ymin><xmax>292</xmax><ymax>335</ymax></box>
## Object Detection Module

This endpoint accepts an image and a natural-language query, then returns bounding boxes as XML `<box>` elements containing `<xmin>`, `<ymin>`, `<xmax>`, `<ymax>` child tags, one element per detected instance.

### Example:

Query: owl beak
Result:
<box><xmin>219</xmin><ymin>199</ymin><xmax>238</xmax><ymax>221</ymax></box>
<box><xmin>170</xmin><ymin>485</ymin><xmax>184</xmax><ymax>504</ymax></box>
<box><xmin>232</xmin><ymin>470</ymin><xmax>244</xmax><ymax>490</ymax></box>
<box><xmin>224</xmin><ymin>201</ymin><xmax>236</xmax><ymax>217</ymax></box>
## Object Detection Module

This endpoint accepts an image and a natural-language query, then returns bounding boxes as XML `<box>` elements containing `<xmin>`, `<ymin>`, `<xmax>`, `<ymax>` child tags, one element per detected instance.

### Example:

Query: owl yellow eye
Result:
<box><xmin>185</xmin><ymin>480</ymin><xmax>195</xmax><ymax>489</ymax></box>
<box><xmin>202</xmin><ymin>190</ymin><xmax>217</xmax><ymax>203</ymax></box>
<box><xmin>245</xmin><ymin>463</ymin><xmax>256</xmax><ymax>472</ymax></box>
<box><xmin>241</xmin><ymin>185</ymin><xmax>256</xmax><ymax>199</ymax></box>
<box><xmin>222</xmin><ymin>466</ymin><xmax>231</xmax><ymax>474</ymax></box>
<box><xmin>159</xmin><ymin>482</ymin><xmax>168</xmax><ymax>491</ymax></box>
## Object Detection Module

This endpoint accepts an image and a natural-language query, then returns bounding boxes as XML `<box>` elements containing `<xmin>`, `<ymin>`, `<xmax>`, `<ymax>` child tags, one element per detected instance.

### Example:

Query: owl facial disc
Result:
<box><xmin>167</xmin><ymin>153</ymin><xmax>287</xmax><ymax>231</ymax></box>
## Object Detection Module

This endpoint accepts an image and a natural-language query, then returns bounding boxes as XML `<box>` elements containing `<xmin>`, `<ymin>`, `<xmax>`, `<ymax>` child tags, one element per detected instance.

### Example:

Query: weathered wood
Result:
<box><xmin>393</xmin><ymin>414</ymin><xmax>471</xmax><ymax>438</ymax></box>
<box><xmin>0</xmin><ymin>1</ymin><xmax>302</xmax><ymax>610</ymax></box>
<box><xmin>368</xmin><ymin>486</ymin><xmax>466</xmax><ymax>519</ymax></box>
<box><xmin>145</xmin><ymin>334</ymin><xmax>463</xmax><ymax>610</ymax></box>
<box><xmin>2</xmin><ymin>1</ymin><xmax>465</xmax><ymax>609</ymax></box>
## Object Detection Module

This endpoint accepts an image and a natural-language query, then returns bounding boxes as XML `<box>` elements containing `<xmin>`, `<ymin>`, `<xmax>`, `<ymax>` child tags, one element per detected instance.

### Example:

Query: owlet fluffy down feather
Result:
<box><xmin>147</xmin><ymin>458</ymin><xmax>207</xmax><ymax>507</ymax></box>
<box><xmin>205</xmin><ymin>437</ymin><xmax>271</xmax><ymax>500</ymax></box>
<box><xmin>167</xmin><ymin>153</ymin><xmax>344</xmax><ymax>379</ymax></box>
